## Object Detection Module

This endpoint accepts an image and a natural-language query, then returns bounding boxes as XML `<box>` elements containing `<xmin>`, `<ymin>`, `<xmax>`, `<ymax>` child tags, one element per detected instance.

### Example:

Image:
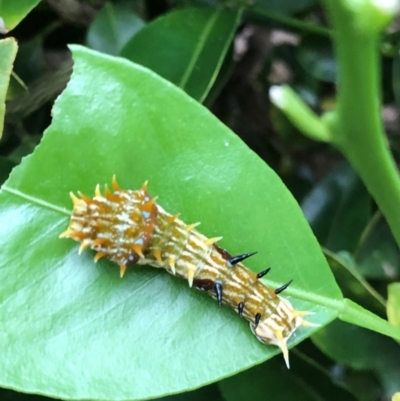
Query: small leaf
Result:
<box><xmin>120</xmin><ymin>7</ymin><xmax>242</xmax><ymax>102</ymax></box>
<box><xmin>86</xmin><ymin>2</ymin><xmax>145</xmax><ymax>56</ymax></box>
<box><xmin>339</xmin><ymin>298</ymin><xmax>400</xmax><ymax>341</ymax></box>
<box><xmin>0</xmin><ymin>0</ymin><xmax>41</xmax><ymax>32</ymax></box>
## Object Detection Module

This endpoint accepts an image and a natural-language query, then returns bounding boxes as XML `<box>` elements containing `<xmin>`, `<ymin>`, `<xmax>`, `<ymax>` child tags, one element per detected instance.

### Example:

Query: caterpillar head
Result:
<box><xmin>60</xmin><ymin>176</ymin><xmax>157</xmax><ymax>277</ymax></box>
<box><xmin>250</xmin><ymin>297</ymin><xmax>316</xmax><ymax>368</ymax></box>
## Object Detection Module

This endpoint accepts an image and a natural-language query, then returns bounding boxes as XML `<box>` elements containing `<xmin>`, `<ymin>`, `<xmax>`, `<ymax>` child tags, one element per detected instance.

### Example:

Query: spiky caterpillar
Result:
<box><xmin>60</xmin><ymin>176</ymin><xmax>315</xmax><ymax>368</ymax></box>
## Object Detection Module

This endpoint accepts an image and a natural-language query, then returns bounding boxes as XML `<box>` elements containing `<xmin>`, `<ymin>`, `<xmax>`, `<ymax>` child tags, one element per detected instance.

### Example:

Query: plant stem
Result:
<box><xmin>323</xmin><ymin>0</ymin><xmax>400</xmax><ymax>248</ymax></box>
<box><xmin>269</xmin><ymin>85</ymin><xmax>331</xmax><ymax>142</ymax></box>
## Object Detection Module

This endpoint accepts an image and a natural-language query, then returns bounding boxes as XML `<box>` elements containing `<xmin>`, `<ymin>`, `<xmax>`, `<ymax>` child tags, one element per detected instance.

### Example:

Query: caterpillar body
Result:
<box><xmin>60</xmin><ymin>176</ymin><xmax>315</xmax><ymax>368</ymax></box>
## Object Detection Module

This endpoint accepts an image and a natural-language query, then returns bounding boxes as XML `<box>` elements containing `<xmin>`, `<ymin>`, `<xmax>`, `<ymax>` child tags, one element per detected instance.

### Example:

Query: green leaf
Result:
<box><xmin>339</xmin><ymin>298</ymin><xmax>400</xmax><ymax>341</ymax></box>
<box><xmin>312</xmin><ymin>320</ymin><xmax>400</xmax><ymax>399</ymax></box>
<box><xmin>0</xmin><ymin>0</ymin><xmax>41</xmax><ymax>33</ymax></box>
<box><xmin>120</xmin><ymin>7</ymin><xmax>242</xmax><ymax>102</ymax></box>
<box><xmin>203</xmin><ymin>45</ymin><xmax>234</xmax><ymax>107</ymax></box>
<box><xmin>86</xmin><ymin>2</ymin><xmax>145</xmax><ymax>56</ymax></box>
<box><xmin>302</xmin><ymin>162</ymin><xmax>371</xmax><ymax>253</ymax></box>
<box><xmin>0</xmin><ymin>37</ymin><xmax>18</xmax><ymax>137</ymax></box>
<box><xmin>219</xmin><ymin>353</ymin><xmax>357</xmax><ymax>401</ymax></box>
<box><xmin>0</xmin><ymin>45</ymin><xmax>343</xmax><ymax>400</ymax></box>
<box><xmin>388</xmin><ymin>283</ymin><xmax>400</xmax><ymax>328</ymax></box>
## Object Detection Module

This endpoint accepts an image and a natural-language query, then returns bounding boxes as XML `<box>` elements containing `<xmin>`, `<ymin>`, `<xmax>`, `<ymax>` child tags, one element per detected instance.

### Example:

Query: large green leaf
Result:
<box><xmin>120</xmin><ymin>7</ymin><xmax>241</xmax><ymax>102</ymax></box>
<box><xmin>0</xmin><ymin>45</ymin><xmax>369</xmax><ymax>401</ymax></box>
<box><xmin>0</xmin><ymin>38</ymin><xmax>18</xmax><ymax>136</ymax></box>
<box><xmin>0</xmin><ymin>0</ymin><xmax>41</xmax><ymax>32</ymax></box>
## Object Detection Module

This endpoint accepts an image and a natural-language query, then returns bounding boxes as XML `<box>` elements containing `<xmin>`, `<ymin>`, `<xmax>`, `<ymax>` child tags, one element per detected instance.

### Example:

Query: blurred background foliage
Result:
<box><xmin>1</xmin><ymin>0</ymin><xmax>400</xmax><ymax>400</ymax></box>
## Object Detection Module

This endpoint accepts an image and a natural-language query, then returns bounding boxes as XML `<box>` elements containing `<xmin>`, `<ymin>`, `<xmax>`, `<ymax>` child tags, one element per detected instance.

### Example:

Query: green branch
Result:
<box><xmin>269</xmin><ymin>85</ymin><xmax>331</xmax><ymax>142</ymax></box>
<box><xmin>323</xmin><ymin>0</ymin><xmax>400</xmax><ymax>247</ymax></box>
<box><xmin>270</xmin><ymin>0</ymin><xmax>400</xmax><ymax>248</ymax></box>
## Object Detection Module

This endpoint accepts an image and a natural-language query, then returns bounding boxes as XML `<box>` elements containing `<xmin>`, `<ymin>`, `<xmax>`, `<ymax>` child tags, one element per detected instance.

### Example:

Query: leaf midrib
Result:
<box><xmin>2</xmin><ymin>185</ymin><xmax>71</xmax><ymax>215</ymax></box>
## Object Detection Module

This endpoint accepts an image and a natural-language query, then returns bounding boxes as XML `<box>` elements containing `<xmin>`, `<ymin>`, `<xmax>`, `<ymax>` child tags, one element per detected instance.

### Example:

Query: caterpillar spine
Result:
<box><xmin>60</xmin><ymin>176</ymin><xmax>316</xmax><ymax>368</ymax></box>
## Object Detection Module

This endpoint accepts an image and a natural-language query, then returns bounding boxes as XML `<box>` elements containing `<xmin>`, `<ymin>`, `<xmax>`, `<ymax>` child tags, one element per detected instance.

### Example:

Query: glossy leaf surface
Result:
<box><xmin>120</xmin><ymin>7</ymin><xmax>241</xmax><ymax>102</ymax></box>
<box><xmin>0</xmin><ymin>46</ymin><xmax>340</xmax><ymax>400</ymax></box>
<box><xmin>0</xmin><ymin>0</ymin><xmax>41</xmax><ymax>32</ymax></box>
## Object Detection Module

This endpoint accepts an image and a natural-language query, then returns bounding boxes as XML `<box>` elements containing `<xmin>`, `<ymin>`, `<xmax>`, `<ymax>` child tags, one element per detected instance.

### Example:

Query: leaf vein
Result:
<box><xmin>2</xmin><ymin>186</ymin><xmax>71</xmax><ymax>216</ymax></box>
